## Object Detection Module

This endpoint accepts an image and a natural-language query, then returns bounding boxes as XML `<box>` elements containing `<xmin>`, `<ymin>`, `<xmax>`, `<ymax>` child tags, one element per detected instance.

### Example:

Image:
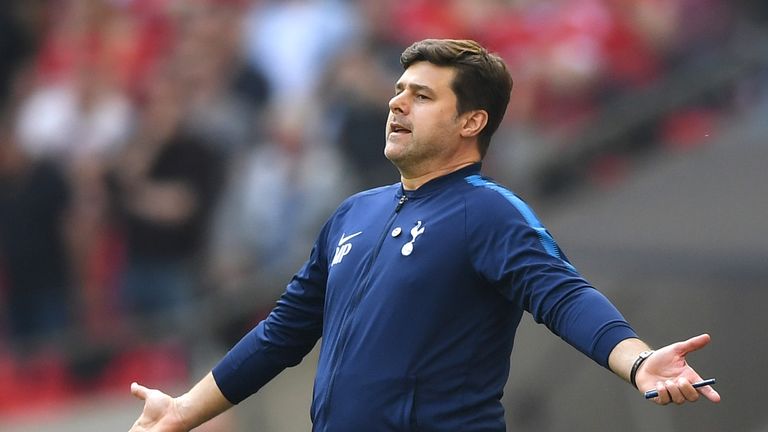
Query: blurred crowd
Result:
<box><xmin>0</xmin><ymin>0</ymin><xmax>764</xmax><ymax>413</ymax></box>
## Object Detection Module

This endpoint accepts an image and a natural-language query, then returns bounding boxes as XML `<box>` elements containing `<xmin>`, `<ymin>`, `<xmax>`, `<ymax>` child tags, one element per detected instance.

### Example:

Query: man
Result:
<box><xmin>129</xmin><ymin>39</ymin><xmax>720</xmax><ymax>432</ymax></box>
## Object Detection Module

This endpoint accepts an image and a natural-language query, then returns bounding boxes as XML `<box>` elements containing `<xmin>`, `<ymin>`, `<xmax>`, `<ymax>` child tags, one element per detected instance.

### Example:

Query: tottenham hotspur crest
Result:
<box><xmin>401</xmin><ymin>221</ymin><xmax>425</xmax><ymax>256</ymax></box>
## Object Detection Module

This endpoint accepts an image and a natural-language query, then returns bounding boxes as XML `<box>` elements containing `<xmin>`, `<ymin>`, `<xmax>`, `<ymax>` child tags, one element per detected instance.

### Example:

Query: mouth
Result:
<box><xmin>389</xmin><ymin>122</ymin><xmax>412</xmax><ymax>135</ymax></box>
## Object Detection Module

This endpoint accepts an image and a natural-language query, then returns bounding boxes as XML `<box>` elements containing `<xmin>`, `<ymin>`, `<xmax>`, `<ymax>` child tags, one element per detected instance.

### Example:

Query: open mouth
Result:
<box><xmin>389</xmin><ymin>122</ymin><xmax>411</xmax><ymax>134</ymax></box>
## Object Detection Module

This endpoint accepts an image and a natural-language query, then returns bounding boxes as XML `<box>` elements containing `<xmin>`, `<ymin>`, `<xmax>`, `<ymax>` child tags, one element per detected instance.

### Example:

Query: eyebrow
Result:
<box><xmin>395</xmin><ymin>82</ymin><xmax>435</xmax><ymax>95</ymax></box>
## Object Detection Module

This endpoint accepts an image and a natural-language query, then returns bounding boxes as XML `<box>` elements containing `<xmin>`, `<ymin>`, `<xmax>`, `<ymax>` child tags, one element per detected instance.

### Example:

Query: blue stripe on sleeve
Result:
<box><xmin>465</xmin><ymin>174</ymin><xmax>577</xmax><ymax>272</ymax></box>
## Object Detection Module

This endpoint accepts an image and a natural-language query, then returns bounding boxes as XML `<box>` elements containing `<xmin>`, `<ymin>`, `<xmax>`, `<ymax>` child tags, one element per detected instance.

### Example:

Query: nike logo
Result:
<box><xmin>332</xmin><ymin>231</ymin><xmax>363</xmax><ymax>266</ymax></box>
<box><xmin>338</xmin><ymin>231</ymin><xmax>363</xmax><ymax>246</ymax></box>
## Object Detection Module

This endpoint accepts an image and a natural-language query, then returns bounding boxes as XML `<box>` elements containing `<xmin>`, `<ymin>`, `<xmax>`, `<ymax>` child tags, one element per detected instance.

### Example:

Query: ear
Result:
<box><xmin>459</xmin><ymin>110</ymin><xmax>488</xmax><ymax>139</ymax></box>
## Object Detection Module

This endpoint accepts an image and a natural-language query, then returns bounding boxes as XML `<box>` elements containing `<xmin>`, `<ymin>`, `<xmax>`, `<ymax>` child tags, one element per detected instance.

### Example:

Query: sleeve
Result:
<box><xmin>466</xmin><ymin>192</ymin><xmax>637</xmax><ymax>368</ymax></box>
<box><xmin>211</xmin><ymin>220</ymin><xmax>331</xmax><ymax>404</ymax></box>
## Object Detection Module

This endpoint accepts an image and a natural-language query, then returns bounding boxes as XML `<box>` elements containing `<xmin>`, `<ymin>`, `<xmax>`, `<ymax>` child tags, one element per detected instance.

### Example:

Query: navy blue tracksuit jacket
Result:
<box><xmin>212</xmin><ymin>163</ymin><xmax>637</xmax><ymax>431</ymax></box>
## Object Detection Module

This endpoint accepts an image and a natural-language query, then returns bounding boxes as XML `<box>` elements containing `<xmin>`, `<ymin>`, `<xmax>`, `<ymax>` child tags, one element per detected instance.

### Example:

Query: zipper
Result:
<box><xmin>395</xmin><ymin>194</ymin><xmax>408</xmax><ymax>211</ymax></box>
<box><xmin>318</xmin><ymin>194</ymin><xmax>408</xmax><ymax>429</ymax></box>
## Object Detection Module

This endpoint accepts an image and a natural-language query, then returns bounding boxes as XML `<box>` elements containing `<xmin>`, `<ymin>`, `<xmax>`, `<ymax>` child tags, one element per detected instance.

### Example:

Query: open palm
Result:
<box><xmin>635</xmin><ymin>334</ymin><xmax>721</xmax><ymax>405</ymax></box>
<box><xmin>129</xmin><ymin>382</ymin><xmax>187</xmax><ymax>432</ymax></box>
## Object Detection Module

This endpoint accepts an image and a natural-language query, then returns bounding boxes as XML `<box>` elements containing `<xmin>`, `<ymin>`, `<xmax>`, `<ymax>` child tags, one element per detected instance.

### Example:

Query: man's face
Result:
<box><xmin>384</xmin><ymin>62</ymin><xmax>464</xmax><ymax>175</ymax></box>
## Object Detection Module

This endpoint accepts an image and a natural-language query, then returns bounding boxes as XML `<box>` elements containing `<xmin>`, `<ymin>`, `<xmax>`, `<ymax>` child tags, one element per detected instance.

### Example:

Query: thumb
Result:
<box><xmin>131</xmin><ymin>382</ymin><xmax>149</xmax><ymax>401</ymax></box>
<box><xmin>675</xmin><ymin>333</ymin><xmax>711</xmax><ymax>356</ymax></box>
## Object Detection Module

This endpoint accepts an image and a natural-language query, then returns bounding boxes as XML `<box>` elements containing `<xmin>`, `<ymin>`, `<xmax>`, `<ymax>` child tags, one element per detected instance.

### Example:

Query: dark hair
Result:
<box><xmin>400</xmin><ymin>39</ymin><xmax>513</xmax><ymax>157</ymax></box>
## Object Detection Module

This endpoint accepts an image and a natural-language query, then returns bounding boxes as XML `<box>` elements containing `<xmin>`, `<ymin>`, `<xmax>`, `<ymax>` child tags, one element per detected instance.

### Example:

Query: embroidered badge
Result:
<box><xmin>401</xmin><ymin>221</ymin><xmax>425</xmax><ymax>256</ymax></box>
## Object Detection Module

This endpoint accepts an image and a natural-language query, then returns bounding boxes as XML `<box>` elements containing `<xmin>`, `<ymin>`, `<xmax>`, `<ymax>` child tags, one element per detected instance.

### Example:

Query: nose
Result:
<box><xmin>389</xmin><ymin>92</ymin><xmax>408</xmax><ymax>115</ymax></box>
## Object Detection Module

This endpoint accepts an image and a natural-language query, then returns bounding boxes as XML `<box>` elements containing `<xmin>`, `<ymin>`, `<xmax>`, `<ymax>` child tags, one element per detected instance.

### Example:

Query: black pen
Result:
<box><xmin>644</xmin><ymin>378</ymin><xmax>716</xmax><ymax>399</ymax></box>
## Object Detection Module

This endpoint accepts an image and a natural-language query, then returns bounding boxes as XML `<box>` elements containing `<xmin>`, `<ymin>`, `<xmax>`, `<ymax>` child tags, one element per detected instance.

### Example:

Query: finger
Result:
<box><xmin>677</xmin><ymin>377</ymin><xmax>700</xmax><ymax>402</ymax></box>
<box><xmin>131</xmin><ymin>382</ymin><xmax>148</xmax><ymax>401</ymax></box>
<box><xmin>665</xmin><ymin>380</ymin><xmax>686</xmax><ymax>405</ymax></box>
<box><xmin>675</xmin><ymin>333</ymin><xmax>711</xmax><ymax>356</ymax></box>
<box><xmin>699</xmin><ymin>383</ymin><xmax>721</xmax><ymax>403</ymax></box>
<box><xmin>654</xmin><ymin>381</ymin><xmax>670</xmax><ymax>405</ymax></box>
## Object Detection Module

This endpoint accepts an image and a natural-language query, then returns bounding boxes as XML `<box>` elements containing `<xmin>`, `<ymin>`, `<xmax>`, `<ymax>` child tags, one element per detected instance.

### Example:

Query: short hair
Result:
<box><xmin>400</xmin><ymin>39</ymin><xmax>513</xmax><ymax>157</ymax></box>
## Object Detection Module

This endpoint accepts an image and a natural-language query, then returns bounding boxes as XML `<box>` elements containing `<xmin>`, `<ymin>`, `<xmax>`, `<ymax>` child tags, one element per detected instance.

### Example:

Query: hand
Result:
<box><xmin>635</xmin><ymin>334</ymin><xmax>721</xmax><ymax>405</ymax></box>
<box><xmin>129</xmin><ymin>382</ymin><xmax>188</xmax><ymax>432</ymax></box>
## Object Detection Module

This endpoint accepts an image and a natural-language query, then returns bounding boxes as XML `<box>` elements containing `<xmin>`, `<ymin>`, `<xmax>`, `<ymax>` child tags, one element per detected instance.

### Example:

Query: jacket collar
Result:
<box><xmin>398</xmin><ymin>162</ymin><xmax>482</xmax><ymax>198</ymax></box>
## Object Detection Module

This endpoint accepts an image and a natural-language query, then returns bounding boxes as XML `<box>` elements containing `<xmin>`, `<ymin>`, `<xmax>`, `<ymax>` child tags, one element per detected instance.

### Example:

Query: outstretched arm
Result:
<box><xmin>608</xmin><ymin>334</ymin><xmax>721</xmax><ymax>405</ymax></box>
<box><xmin>129</xmin><ymin>372</ymin><xmax>233</xmax><ymax>432</ymax></box>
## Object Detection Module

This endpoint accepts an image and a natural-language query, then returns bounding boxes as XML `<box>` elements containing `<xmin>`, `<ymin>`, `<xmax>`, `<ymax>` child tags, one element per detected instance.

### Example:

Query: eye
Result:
<box><xmin>415</xmin><ymin>94</ymin><xmax>430</xmax><ymax>101</ymax></box>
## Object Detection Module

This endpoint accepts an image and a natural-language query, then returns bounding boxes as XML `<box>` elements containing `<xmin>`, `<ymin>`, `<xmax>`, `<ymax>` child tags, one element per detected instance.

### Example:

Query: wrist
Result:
<box><xmin>173</xmin><ymin>394</ymin><xmax>195</xmax><ymax>430</ymax></box>
<box><xmin>630</xmin><ymin>350</ymin><xmax>655</xmax><ymax>389</ymax></box>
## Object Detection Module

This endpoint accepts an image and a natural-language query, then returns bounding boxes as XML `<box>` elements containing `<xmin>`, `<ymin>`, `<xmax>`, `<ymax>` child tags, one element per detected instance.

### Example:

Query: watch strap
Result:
<box><xmin>630</xmin><ymin>350</ymin><xmax>655</xmax><ymax>389</ymax></box>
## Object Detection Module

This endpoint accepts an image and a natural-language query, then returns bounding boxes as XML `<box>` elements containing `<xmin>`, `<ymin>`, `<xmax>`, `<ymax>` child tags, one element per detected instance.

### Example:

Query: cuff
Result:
<box><xmin>591</xmin><ymin>322</ymin><xmax>638</xmax><ymax>368</ymax></box>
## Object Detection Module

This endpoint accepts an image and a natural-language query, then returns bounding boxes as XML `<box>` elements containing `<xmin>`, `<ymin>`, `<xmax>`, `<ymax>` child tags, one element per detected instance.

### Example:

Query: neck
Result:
<box><xmin>400</xmin><ymin>160</ymin><xmax>478</xmax><ymax>190</ymax></box>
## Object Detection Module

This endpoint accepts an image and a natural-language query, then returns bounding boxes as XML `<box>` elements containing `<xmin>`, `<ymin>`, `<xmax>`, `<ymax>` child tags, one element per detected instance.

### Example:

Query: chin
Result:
<box><xmin>383</xmin><ymin>150</ymin><xmax>399</xmax><ymax>164</ymax></box>
<box><xmin>383</xmin><ymin>142</ymin><xmax>402</xmax><ymax>161</ymax></box>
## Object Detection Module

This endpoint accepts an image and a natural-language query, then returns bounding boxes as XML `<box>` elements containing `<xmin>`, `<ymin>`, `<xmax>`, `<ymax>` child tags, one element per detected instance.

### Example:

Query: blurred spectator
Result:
<box><xmin>109</xmin><ymin>63</ymin><xmax>225</xmax><ymax>332</ymax></box>
<box><xmin>0</xmin><ymin>118</ymin><xmax>73</xmax><ymax>354</ymax></box>
<box><xmin>241</xmin><ymin>0</ymin><xmax>361</xmax><ymax>102</ymax></box>
<box><xmin>0</xmin><ymin>4</ymin><xmax>41</xmax><ymax>110</ymax></box>
<box><xmin>14</xmin><ymin>59</ymin><xmax>134</xmax><ymax>165</ymax></box>
<box><xmin>32</xmin><ymin>0</ymin><xmax>175</xmax><ymax>96</ymax></box>
<box><xmin>323</xmin><ymin>42</ymin><xmax>401</xmax><ymax>188</ymax></box>
<box><xmin>173</xmin><ymin>0</ymin><xmax>269</xmax><ymax>157</ymax></box>
<box><xmin>13</xmin><ymin>0</ymin><xmax>141</xmax><ymax>342</ymax></box>
<box><xmin>208</xmin><ymin>101</ymin><xmax>349</xmax><ymax>307</ymax></box>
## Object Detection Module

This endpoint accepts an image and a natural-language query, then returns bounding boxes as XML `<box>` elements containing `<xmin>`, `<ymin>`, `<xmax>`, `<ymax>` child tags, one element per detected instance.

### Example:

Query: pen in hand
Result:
<box><xmin>644</xmin><ymin>378</ymin><xmax>716</xmax><ymax>399</ymax></box>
